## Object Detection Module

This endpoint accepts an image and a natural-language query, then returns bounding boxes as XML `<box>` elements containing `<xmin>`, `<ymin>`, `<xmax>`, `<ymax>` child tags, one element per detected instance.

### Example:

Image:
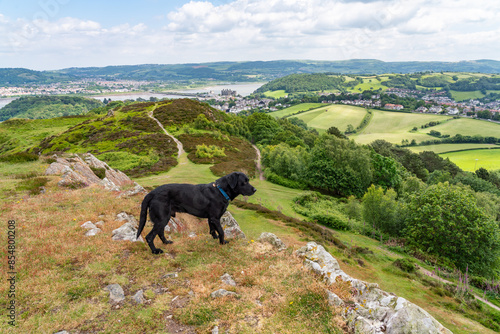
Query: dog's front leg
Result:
<box><xmin>210</xmin><ymin>218</ymin><xmax>228</xmax><ymax>245</ymax></box>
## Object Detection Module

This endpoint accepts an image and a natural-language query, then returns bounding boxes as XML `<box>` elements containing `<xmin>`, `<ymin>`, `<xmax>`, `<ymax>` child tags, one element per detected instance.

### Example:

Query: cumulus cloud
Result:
<box><xmin>0</xmin><ymin>0</ymin><xmax>499</xmax><ymax>69</ymax></box>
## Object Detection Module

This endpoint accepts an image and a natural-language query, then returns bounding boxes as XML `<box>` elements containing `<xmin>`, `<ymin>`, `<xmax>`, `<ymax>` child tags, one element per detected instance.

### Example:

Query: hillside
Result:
<box><xmin>2</xmin><ymin>59</ymin><xmax>500</xmax><ymax>86</ymax></box>
<box><xmin>0</xmin><ymin>96</ymin><xmax>104</xmax><ymax>121</ymax></box>
<box><xmin>0</xmin><ymin>98</ymin><xmax>499</xmax><ymax>333</ymax></box>
<box><xmin>271</xmin><ymin>103</ymin><xmax>500</xmax><ymax>171</ymax></box>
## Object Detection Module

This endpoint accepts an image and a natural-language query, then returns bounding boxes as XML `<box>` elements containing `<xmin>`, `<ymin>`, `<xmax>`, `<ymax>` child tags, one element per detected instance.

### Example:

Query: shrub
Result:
<box><xmin>393</xmin><ymin>258</ymin><xmax>417</xmax><ymax>273</ymax></box>
<box><xmin>195</xmin><ymin>144</ymin><xmax>226</xmax><ymax>159</ymax></box>
<box><xmin>90</xmin><ymin>167</ymin><xmax>106</xmax><ymax>179</ymax></box>
<box><xmin>0</xmin><ymin>152</ymin><xmax>39</xmax><ymax>163</ymax></box>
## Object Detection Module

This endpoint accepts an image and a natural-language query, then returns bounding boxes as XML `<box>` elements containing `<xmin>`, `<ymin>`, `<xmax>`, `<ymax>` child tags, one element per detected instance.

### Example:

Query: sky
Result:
<box><xmin>0</xmin><ymin>0</ymin><xmax>499</xmax><ymax>70</ymax></box>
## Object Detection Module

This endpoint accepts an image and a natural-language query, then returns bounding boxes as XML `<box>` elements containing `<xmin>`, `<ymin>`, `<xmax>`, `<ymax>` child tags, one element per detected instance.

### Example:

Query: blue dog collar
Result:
<box><xmin>216</xmin><ymin>184</ymin><xmax>231</xmax><ymax>201</ymax></box>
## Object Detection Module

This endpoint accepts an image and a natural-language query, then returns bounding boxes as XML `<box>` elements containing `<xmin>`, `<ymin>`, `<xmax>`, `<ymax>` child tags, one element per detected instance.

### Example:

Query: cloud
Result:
<box><xmin>1</xmin><ymin>0</ymin><xmax>500</xmax><ymax>69</ymax></box>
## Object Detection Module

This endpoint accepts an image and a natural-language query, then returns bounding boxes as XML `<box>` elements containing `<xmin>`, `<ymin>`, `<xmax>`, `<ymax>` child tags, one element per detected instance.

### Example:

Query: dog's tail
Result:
<box><xmin>136</xmin><ymin>192</ymin><xmax>154</xmax><ymax>239</ymax></box>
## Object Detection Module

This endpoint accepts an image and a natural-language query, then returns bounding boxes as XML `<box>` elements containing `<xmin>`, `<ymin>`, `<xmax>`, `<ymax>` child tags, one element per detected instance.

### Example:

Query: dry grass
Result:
<box><xmin>0</xmin><ymin>180</ymin><xmax>347</xmax><ymax>333</ymax></box>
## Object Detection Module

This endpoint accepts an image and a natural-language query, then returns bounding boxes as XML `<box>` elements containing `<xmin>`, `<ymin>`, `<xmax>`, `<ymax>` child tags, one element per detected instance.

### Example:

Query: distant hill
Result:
<box><xmin>0</xmin><ymin>96</ymin><xmax>103</xmax><ymax>121</ymax></box>
<box><xmin>2</xmin><ymin>59</ymin><xmax>500</xmax><ymax>85</ymax></box>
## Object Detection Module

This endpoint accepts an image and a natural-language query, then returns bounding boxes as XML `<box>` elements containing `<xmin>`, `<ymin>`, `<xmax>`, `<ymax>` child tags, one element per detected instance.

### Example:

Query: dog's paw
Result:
<box><xmin>221</xmin><ymin>240</ymin><xmax>229</xmax><ymax>245</ymax></box>
<box><xmin>152</xmin><ymin>249</ymin><xmax>164</xmax><ymax>254</ymax></box>
<box><xmin>163</xmin><ymin>240</ymin><xmax>173</xmax><ymax>244</ymax></box>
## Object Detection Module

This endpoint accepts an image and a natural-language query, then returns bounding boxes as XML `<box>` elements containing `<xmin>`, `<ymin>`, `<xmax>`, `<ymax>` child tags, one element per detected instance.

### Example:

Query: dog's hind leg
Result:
<box><xmin>146</xmin><ymin>200</ymin><xmax>171</xmax><ymax>254</ymax></box>
<box><xmin>208</xmin><ymin>221</ymin><xmax>218</xmax><ymax>239</ymax></box>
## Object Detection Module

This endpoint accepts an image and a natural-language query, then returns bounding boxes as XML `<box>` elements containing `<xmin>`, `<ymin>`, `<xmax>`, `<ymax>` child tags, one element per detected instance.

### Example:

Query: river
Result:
<box><xmin>0</xmin><ymin>82</ymin><xmax>265</xmax><ymax>110</ymax></box>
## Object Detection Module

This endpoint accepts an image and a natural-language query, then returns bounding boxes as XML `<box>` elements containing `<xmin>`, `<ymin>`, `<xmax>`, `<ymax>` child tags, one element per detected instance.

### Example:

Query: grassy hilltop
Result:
<box><xmin>0</xmin><ymin>99</ymin><xmax>499</xmax><ymax>333</ymax></box>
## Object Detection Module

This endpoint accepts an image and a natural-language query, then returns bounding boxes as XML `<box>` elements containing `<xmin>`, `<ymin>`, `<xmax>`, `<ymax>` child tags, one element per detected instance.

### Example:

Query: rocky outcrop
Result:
<box><xmin>220</xmin><ymin>211</ymin><xmax>246</xmax><ymax>240</ymax></box>
<box><xmin>104</xmin><ymin>284</ymin><xmax>125</xmax><ymax>303</ymax></box>
<box><xmin>297</xmin><ymin>242</ymin><xmax>452</xmax><ymax>334</ymax></box>
<box><xmin>45</xmin><ymin>153</ymin><xmax>134</xmax><ymax>191</ymax></box>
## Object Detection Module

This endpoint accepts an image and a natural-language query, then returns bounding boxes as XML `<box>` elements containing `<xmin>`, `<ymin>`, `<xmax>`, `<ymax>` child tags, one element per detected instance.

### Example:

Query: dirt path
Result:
<box><xmin>252</xmin><ymin>144</ymin><xmax>265</xmax><ymax>180</ymax></box>
<box><xmin>418</xmin><ymin>266</ymin><xmax>500</xmax><ymax>312</ymax></box>
<box><xmin>149</xmin><ymin>109</ymin><xmax>185</xmax><ymax>158</ymax></box>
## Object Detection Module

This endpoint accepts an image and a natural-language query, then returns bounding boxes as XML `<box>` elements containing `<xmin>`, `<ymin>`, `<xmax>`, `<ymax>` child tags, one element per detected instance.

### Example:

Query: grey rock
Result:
<box><xmin>210</xmin><ymin>289</ymin><xmax>238</xmax><ymax>299</ymax></box>
<box><xmin>81</xmin><ymin>221</ymin><xmax>96</xmax><ymax>229</ymax></box>
<box><xmin>297</xmin><ymin>242</ymin><xmax>452</xmax><ymax>334</ymax></box>
<box><xmin>221</xmin><ymin>273</ymin><xmax>236</xmax><ymax>286</ymax></box>
<box><xmin>162</xmin><ymin>272</ymin><xmax>178</xmax><ymax>279</ymax></box>
<box><xmin>104</xmin><ymin>284</ymin><xmax>125</xmax><ymax>303</ymax></box>
<box><xmin>258</xmin><ymin>232</ymin><xmax>287</xmax><ymax>251</ymax></box>
<box><xmin>95</xmin><ymin>221</ymin><xmax>104</xmax><ymax>227</ymax></box>
<box><xmin>118</xmin><ymin>182</ymin><xmax>147</xmax><ymax>198</ymax></box>
<box><xmin>54</xmin><ymin>331</ymin><xmax>70</xmax><ymax>334</ymax></box>
<box><xmin>327</xmin><ymin>290</ymin><xmax>344</xmax><ymax>307</ymax></box>
<box><xmin>112</xmin><ymin>222</ymin><xmax>143</xmax><ymax>242</ymax></box>
<box><xmin>85</xmin><ymin>228</ymin><xmax>102</xmax><ymax>236</ymax></box>
<box><xmin>132</xmin><ymin>290</ymin><xmax>146</xmax><ymax>304</ymax></box>
<box><xmin>220</xmin><ymin>211</ymin><xmax>245</xmax><ymax>239</ymax></box>
<box><xmin>212</xmin><ymin>326</ymin><xmax>219</xmax><ymax>334</ymax></box>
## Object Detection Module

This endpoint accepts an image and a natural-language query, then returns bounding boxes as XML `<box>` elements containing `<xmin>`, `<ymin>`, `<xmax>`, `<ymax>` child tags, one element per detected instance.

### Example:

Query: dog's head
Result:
<box><xmin>217</xmin><ymin>172</ymin><xmax>256</xmax><ymax>198</ymax></box>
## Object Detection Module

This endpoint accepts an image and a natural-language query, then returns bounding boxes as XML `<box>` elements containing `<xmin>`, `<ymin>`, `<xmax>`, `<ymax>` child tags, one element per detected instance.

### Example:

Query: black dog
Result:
<box><xmin>136</xmin><ymin>172</ymin><xmax>256</xmax><ymax>254</ymax></box>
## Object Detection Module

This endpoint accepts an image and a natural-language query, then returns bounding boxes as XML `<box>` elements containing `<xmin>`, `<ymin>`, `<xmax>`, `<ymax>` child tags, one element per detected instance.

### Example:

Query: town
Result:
<box><xmin>1</xmin><ymin>80</ymin><xmax>500</xmax><ymax>121</ymax></box>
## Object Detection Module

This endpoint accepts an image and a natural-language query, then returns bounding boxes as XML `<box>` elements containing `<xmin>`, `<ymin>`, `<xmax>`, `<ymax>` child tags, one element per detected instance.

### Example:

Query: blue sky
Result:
<box><xmin>0</xmin><ymin>0</ymin><xmax>499</xmax><ymax>70</ymax></box>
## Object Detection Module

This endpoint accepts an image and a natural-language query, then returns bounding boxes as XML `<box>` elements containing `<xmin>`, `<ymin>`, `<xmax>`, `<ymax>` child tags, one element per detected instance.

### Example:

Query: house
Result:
<box><xmin>384</xmin><ymin>103</ymin><xmax>404</xmax><ymax>110</ymax></box>
<box><xmin>447</xmin><ymin>107</ymin><xmax>460</xmax><ymax>115</ymax></box>
<box><xmin>415</xmin><ymin>106</ymin><xmax>428</xmax><ymax>113</ymax></box>
<box><xmin>429</xmin><ymin>106</ymin><xmax>442</xmax><ymax>114</ymax></box>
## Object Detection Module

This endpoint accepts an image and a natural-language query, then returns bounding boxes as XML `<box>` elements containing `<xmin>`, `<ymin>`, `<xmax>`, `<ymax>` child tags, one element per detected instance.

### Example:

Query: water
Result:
<box><xmin>0</xmin><ymin>82</ymin><xmax>266</xmax><ymax>109</ymax></box>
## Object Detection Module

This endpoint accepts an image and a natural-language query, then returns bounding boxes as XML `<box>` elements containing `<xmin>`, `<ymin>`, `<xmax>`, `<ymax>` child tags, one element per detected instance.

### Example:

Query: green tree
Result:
<box><xmin>306</xmin><ymin>135</ymin><xmax>372</xmax><ymax>197</ymax></box>
<box><xmin>362</xmin><ymin>185</ymin><xmax>405</xmax><ymax>236</ymax></box>
<box><xmin>405</xmin><ymin>182</ymin><xmax>500</xmax><ymax>277</ymax></box>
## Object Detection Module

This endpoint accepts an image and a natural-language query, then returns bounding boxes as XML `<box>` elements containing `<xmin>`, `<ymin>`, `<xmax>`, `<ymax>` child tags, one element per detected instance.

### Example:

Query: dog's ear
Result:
<box><xmin>228</xmin><ymin>172</ymin><xmax>239</xmax><ymax>189</ymax></box>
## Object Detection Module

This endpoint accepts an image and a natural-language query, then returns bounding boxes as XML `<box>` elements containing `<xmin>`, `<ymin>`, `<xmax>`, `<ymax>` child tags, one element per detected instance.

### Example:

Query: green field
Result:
<box><xmin>350</xmin><ymin>110</ymin><xmax>449</xmax><ymax>145</ymax></box>
<box><xmin>347</xmin><ymin>75</ymin><xmax>390</xmax><ymax>92</ymax></box>
<box><xmin>269</xmin><ymin>103</ymin><xmax>324</xmax><ymax>118</ymax></box>
<box><xmin>450</xmin><ymin>90</ymin><xmax>486</xmax><ymax>101</ymax></box>
<box><xmin>263</xmin><ymin>90</ymin><xmax>287</xmax><ymax>98</ymax></box>
<box><xmin>441</xmin><ymin>148</ymin><xmax>500</xmax><ymax>171</ymax></box>
<box><xmin>429</xmin><ymin>117</ymin><xmax>500</xmax><ymax>138</ymax></box>
<box><xmin>290</xmin><ymin>104</ymin><xmax>368</xmax><ymax>132</ymax></box>
<box><xmin>409</xmin><ymin>143</ymin><xmax>500</xmax><ymax>154</ymax></box>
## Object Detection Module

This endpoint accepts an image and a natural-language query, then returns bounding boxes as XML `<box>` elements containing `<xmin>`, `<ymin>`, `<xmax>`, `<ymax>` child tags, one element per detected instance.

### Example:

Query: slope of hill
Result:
<box><xmin>1</xmin><ymin>97</ymin><xmax>500</xmax><ymax>333</ymax></box>
<box><xmin>0</xmin><ymin>96</ymin><xmax>104</xmax><ymax>121</ymax></box>
<box><xmin>2</xmin><ymin>59</ymin><xmax>500</xmax><ymax>86</ymax></box>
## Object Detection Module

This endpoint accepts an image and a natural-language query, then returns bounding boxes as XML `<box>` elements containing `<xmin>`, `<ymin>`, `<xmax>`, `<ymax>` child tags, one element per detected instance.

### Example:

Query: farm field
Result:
<box><xmin>429</xmin><ymin>117</ymin><xmax>500</xmax><ymax>138</ymax></box>
<box><xmin>289</xmin><ymin>104</ymin><xmax>368</xmax><ymax>132</ymax></box>
<box><xmin>269</xmin><ymin>103</ymin><xmax>324</xmax><ymax>118</ymax></box>
<box><xmin>408</xmin><ymin>143</ymin><xmax>500</xmax><ymax>154</ymax></box>
<box><xmin>440</xmin><ymin>148</ymin><xmax>500</xmax><ymax>171</ymax></box>
<box><xmin>350</xmin><ymin>110</ymin><xmax>449</xmax><ymax>145</ymax></box>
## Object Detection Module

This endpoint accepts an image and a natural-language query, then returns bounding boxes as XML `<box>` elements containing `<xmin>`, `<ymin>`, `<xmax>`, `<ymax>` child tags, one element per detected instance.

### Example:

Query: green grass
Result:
<box><xmin>440</xmin><ymin>148</ymin><xmax>500</xmax><ymax>171</ymax></box>
<box><xmin>292</xmin><ymin>104</ymin><xmax>368</xmax><ymax>133</ymax></box>
<box><xmin>0</xmin><ymin>116</ymin><xmax>95</xmax><ymax>155</ymax></box>
<box><xmin>350</xmin><ymin>110</ymin><xmax>448</xmax><ymax>145</ymax></box>
<box><xmin>263</xmin><ymin>90</ymin><xmax>288</xmax><ymax>98</ymax></box>
<box><xmin>451</xmin><ymin>90</ymin><xmax>486</xmax><ymax>101</ymax></box>
<box><xmin>408</xmin><ymin>143</ymin><xmax>500</xmax><ymax>154</ymax></box>
<box><xmin>269</xmin><ymin>103</ymin><xmax>325</xmax><ymax>119</ymax></box>
<box><xmin>429</xmin><ymin>117</ymin><xmax>500</xmax><ymax>138</ymax></box>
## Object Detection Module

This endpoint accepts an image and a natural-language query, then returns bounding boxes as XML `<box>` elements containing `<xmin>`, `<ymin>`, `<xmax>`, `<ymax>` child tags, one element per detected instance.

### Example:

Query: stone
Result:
<box><xmin>104</xmin><ymin>284</ymin><xmax>125</xmax><ymax>303</ymax></box>
<box><xmin>112</xmin><ymin>222</ymin><xmax>143</xmax><ymax>242</ymax></box>
<box><xmin>220</xmin><ymin>211</ymin><xmax>245</xmax><ymax>239</ymax></box>
<box><xmin>45</xmin><ymin>153</ymin><xmax>135</xmax><ymax>191</ymax></box>
<box><xmin>54</xmin><ymin>331</ymin><xmax>70</xmax><ymax>334</ymax></box>
<box><xmin>85</xmin><ymin>228</ymin><xmax>102</xmax><ymax>236</ymax></box>
<box><xmin>95</xmin><ymin>221</ymin><xmax>104</xmax><ymax>227</ymax></box>
<box><xmin>211</xmin><ymin>326</ymin><xmax>219</xmax><ymax>334</ymax></box>
<box><xmin>258</xmin><ymin>232</ymin><xmax>287</xmax><ymax>251</ymax></box>
<box><xmin>116</xmin><ymin>212</ymin><xmax>138</xmax><ymax>227</ymax></box>
<box><xmin>164</xmin><ymin>217</ymin><xmax>183</xmax><ymax>233</ymax></box>
<box><xmin>210</xmin><ymin>289</ymin><xmax>238</xmax><ymax>299</ymax></box>
<box><xmin>221</xmin><ymin>273</ymin><xmax>236</xmax><ymax>286</ymax></box>
<box><xmin>118</xmin><ymin>182</ymin><xmax>147</xmax><ymax>198</ymax></box>
<box><xmin>132</xmin><ymin>290</ymin><xmax>146</xmax><ymax>304</ymax></box>
<box><xmin>297</xmin><ymin>242</ymin><xmax>452</xmax><ymax>334</ymax></box>
<box><xmin>162</xmin><ymin>272</ymin><xmax>178</xmax><ymax>279</ymax></box>
<box><xmin>327</xmin><ymin>290</ymin><xmax>344</xmax><ymax>307</ymax></box>
<box><xmin>81</xmin><ymin>221</ymin><xmax>96</xmax><ymax>229</ymax></box>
